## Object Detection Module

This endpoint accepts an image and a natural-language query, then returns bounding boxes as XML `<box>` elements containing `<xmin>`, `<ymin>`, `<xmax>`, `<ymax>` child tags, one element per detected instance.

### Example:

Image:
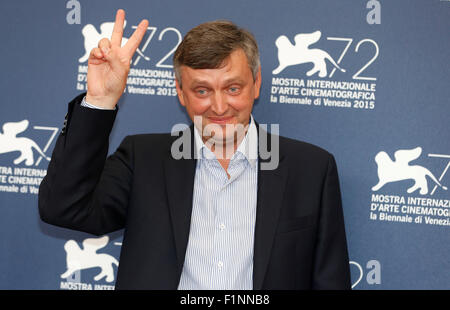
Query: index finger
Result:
<box><xmin>123</xmin><ymin>19</ymin><xmax>149</xmax><ymax>57</ymax></box>
<box><xmin>111</xmin><ymin>9</ymin><xmax>126</xmax><ymax>47</ymax></box>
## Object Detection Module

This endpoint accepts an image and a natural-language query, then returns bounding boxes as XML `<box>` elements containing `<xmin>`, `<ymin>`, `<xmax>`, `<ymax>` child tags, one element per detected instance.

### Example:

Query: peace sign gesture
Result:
<box><xmin>85</xmin><ymin>9</ymin><xmax>149</xmax><ymax>109</ymax></box>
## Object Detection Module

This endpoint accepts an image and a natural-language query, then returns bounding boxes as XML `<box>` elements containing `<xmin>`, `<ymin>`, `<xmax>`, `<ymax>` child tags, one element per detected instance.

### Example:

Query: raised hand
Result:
<box><xmin>85</xmin><ymin>9</ymin><xmax>149</xmax><ymax>109</ymax></box>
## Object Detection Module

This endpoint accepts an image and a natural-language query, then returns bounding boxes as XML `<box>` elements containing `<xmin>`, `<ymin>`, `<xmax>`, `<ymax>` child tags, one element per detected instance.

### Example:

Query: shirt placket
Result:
<box><xmin>207</xmin><ymin>158</ymin><xmax>228</xmax><ymax>289</ymax></box>
<box><xmin>210</xmin><ymin>156</ymin><xmax>248</xmax><ymax>289</ymax></box>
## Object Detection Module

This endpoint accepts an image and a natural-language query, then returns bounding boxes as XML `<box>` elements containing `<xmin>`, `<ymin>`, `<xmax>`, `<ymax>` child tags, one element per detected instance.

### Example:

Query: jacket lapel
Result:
<box><xmin>164</xmin><ymin>126</ymin><xmax>196</xmax><ymax>279</ymax></box>
<box><xmin>163</xmin><ymin>123</ymin><xmax>288</xmax><ymax>289</ymax></box>
<box><xmin>253</xmin><ymin>125</ymin><xmax>288</xmax><ymax>290</ymax></box>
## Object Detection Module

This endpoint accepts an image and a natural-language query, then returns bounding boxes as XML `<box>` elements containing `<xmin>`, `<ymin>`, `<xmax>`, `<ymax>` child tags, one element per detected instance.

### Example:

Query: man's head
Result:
<box><xmin>173</xmin><ymin>20</ymin><xmax>261</xmax><ymax>148</ymax></box>
<box><xmin>173</xmin><ymin>20</ymin><xmax>260</xmax><ymax>86</ymax></box>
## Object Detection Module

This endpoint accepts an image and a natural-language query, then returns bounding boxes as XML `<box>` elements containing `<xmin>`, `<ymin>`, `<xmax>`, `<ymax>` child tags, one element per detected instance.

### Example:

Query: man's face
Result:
<box><xmin>175</xmin><ymin>49</ymin><xmax>261</xmax><ymax>145</ymax></box>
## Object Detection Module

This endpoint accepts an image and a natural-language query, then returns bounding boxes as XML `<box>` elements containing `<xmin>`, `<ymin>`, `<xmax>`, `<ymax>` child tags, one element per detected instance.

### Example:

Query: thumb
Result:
<box><xmin>102</xmin><ymin>46</ymin><xmax>130</xmax><ymax>75</ymax></box>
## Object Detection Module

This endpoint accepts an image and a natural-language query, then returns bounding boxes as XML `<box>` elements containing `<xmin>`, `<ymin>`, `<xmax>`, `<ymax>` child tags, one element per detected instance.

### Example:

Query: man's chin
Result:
<box><xmin>204</xmin><ymin>128</ymin><xmax>247</xmax><ymax>148</ymax></box>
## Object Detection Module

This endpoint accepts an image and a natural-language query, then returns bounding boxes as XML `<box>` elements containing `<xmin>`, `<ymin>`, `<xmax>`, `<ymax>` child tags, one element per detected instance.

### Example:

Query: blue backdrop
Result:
<box><xmin>0</xmin><ymin>0</ymin><xmax>449</xmax><ymax>289</ymax></box>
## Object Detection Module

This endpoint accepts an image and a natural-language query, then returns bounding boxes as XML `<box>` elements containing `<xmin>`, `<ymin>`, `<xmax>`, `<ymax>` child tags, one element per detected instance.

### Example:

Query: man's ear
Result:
<box><xmin>175</xmin><ymin>78</ymin><xmax>186</xmax><ymax>107</ymax></box>
<box><xmin>254</xmin><ymin>66</ymin><xmax>262</xmax><ymax>99</ymax></box>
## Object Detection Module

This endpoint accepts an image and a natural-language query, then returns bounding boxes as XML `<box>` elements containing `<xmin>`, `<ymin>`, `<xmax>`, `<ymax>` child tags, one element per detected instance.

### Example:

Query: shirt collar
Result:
<box><xmin>194</xmin><ymin>115</ymin><xmax>258</xmax><ymax>168</ymax></box>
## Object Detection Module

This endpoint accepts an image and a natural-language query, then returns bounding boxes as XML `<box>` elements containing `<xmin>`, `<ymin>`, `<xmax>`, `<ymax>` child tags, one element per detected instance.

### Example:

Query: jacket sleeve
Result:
<box><xmin>312</xmin><ymin>154</ymin><xmax>352</xmax><ymax>289</ymax></box>
<box><xmin>38</xmin><ymin>93</ymin><xmax>133</xmax><ymax>235</ymax></box>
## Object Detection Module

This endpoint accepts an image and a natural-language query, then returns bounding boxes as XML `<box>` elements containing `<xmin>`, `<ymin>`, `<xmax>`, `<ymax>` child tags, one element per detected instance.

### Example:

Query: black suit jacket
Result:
<box><xmin>39</xmin><ymin>93</ymin><xmax>351</xmax><ymax>290</ymax></box>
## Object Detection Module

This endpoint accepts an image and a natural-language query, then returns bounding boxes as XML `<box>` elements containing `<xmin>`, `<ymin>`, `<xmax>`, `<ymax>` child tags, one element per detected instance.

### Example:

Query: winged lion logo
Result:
<box><xmin>0</xmin><ymin>120</ymin><xmax>50</xmax><ymax>166</ymax></box>
<box><xmin>79</xmin><ymin>20</ymin><xmax>149</xmax><ymax>63</ymax></box>
<box><xmin>372</xmin><ymin>147</ymin><xmax>447</xmax><ymax>195</ymax></box>
<box><xmin>61</xmin><ymin>236</ymin><xmax>119</xmax><ymax>283</ymax></box>
<box><xmin>273</xmin><ymin>30</ymin><xmax>346</xmax><ymax>77</ymax></box>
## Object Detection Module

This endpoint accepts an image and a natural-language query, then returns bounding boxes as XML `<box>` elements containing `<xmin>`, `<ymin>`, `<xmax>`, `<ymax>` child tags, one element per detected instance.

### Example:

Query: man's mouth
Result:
<box><xmin>207</xmin><ymin>116</ymin><xmax>234</xmax><ymax>124</ymax></box>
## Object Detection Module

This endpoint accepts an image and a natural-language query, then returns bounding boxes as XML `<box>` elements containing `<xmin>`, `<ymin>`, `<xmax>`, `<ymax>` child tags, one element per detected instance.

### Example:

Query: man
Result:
<box><xmin>39</xmin><ymin>9</ymin><xmax>351</xmax><ymax>289</ymax></box>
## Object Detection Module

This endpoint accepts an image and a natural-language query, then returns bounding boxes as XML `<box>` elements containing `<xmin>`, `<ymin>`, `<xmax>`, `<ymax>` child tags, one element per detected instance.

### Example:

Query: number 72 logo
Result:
<box><xmin>131</xmin><ymin>25</ymin><xmax>182</xmax><ymax>68</ymax></box>
<box><xmin>326</xmin><ymin>37</ymin><xmax>379</xmax><ymax>81</ymax></box>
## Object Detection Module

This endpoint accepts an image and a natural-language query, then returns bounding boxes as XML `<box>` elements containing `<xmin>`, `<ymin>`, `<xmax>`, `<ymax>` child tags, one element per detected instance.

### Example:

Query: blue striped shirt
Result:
<box><xmin>178</xmin><ymin>117</ymin><xmax>258</xmax><ymax>290</ymax></box>
<box><xmin>81</xmin><ymin>98</ymin><xmax>259</xmax><ymax>289</ymax></box>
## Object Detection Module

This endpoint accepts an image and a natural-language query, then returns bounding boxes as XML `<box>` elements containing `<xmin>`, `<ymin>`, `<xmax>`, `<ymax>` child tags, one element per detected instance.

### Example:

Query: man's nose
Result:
<box><xmin>210</xmin><ymin>92</ymin><xmax>228</xmax><ymax>115</ymax></box>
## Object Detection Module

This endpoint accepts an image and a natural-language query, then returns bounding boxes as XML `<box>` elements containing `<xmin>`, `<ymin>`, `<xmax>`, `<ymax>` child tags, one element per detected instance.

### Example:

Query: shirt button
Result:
<box><xmin>219</xmin><ymin>223</ymin><xmax>226</xmax><ymax>231</ymax></box>
<box><xmin>217</xmin><ymin>261</ymin><xmax>224</xmax><ymax>268</ymax></box>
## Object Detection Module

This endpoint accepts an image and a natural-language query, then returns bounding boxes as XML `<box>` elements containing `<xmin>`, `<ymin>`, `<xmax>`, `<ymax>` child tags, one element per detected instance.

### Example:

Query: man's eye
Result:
<box><xmin>197</xmin><ymin>89</ymin><xmax>207</xmax><ymax>95</ymax></box>
<box><xmin>229</xmin><ymin>87</ymin><xmax>240</xmax><ymax>93</ymax></box>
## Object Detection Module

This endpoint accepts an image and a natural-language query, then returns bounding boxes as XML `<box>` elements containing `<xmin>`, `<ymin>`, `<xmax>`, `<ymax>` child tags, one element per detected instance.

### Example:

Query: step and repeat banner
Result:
<box><xmin>0</xmin><ymin>0</ymin><xmax>449</xmax><ymax>290</ymax></box>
